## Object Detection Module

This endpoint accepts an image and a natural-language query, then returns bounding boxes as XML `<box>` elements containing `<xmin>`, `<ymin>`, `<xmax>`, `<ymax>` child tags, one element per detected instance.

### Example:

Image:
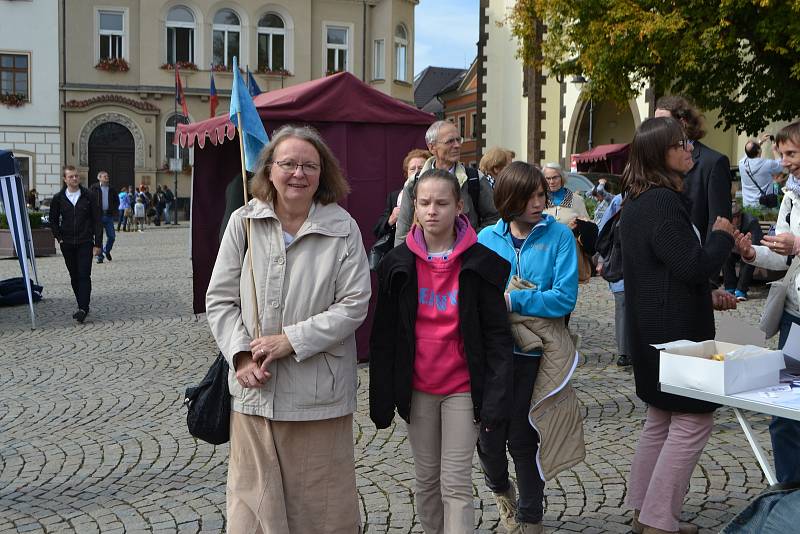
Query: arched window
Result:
<box><xmin>166</xmin><ymin>6</ymin><xmax>195</xmax><ymax>64</ymax></box>
<box><xmin>212</xmin><ymin>9</ymin><xmax>240</xmax><ymax>69</ymax></box>
<box><xmin>394</xmin><ymin>24</ymin><xmax>408</xmax><ymax>82</ymax></box>
<box><xmin>165</xmin><ymin>114</ymin><xmax>190</xmax><ymax>168</ymax></box>
<box><xmin>257</xmin><ymin>13</ymin><xmax>286</xmax><ymax>72</ymax></box>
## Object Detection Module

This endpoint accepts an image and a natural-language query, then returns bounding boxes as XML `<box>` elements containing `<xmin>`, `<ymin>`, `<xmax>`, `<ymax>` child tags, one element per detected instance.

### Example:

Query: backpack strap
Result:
<box><xmin>745</xmin><ymin>159</ymin><xmax>769</xmax><ymax>196</ymax></box>
<box><xmin>465</xmin><ymin>166</ymin><xmax>481</xmax><ymax>220</ymax></box>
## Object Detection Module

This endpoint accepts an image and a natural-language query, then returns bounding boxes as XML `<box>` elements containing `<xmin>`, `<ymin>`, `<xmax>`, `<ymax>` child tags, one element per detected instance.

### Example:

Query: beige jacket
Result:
<box><xmin>206</xmin><ymin>199</ymin><xmax>372</xmax><ymax>421</ymax></box>
<box><xmin>508</xmin><ymin>276</ymin><xmax>586</xmax><ymax>481</ymax></box>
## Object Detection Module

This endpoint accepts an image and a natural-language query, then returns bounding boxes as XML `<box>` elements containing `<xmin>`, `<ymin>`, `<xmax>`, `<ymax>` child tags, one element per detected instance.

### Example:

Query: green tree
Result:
<box><xmin>506</xmin><ymin>0</ymin><xmax>800</xmax><ymax>134</ymax></box>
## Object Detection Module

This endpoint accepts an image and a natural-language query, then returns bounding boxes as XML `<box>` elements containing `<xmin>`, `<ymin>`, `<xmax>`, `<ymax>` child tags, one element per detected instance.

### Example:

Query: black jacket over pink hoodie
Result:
<box><xmin>369</xmin><ymin>216</ymin><xmax>514</xmax><ymax>429</ymax></box>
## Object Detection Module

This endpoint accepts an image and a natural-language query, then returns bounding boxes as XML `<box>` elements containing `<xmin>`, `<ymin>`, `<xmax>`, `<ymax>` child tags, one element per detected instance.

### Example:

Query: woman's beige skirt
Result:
<box><xmin>226</xmin><ymin>411</ymin><xmax>361</xmax><ymax>534</ymax></box>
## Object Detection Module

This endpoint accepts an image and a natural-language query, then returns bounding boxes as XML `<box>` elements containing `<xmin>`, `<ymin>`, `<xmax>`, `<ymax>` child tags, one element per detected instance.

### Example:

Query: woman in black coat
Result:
<box><xmin>620</xmin><ymin>117</ymin><xmax>736</xmax><ymax>534</ymax></box>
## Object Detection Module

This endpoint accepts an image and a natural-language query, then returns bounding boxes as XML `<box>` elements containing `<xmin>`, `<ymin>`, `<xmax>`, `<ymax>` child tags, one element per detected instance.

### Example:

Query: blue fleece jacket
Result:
<box><xmin>478</xmin><ymin>215</ymin><xmax>578</xmax><ymax>318</ymax></box>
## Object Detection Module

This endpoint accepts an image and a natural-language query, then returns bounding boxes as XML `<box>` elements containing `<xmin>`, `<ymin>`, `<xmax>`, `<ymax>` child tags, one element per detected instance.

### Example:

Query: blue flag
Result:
<box><xmin>247</xmin><ymin>67</ymin><xmax>262</xmax><ymax>97</ymax></box>
<box><xmin>230</xmin><ymin>57</ymin><xmax>268</xmax><ymax>172</ymax></box>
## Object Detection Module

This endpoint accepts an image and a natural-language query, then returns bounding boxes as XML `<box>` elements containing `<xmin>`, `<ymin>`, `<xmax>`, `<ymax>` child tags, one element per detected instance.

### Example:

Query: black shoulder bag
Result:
<box><xmin>185</xmin><ymin>232</ymin><xmax>257</xmax><ymax>445</ymax></box>
<box><xmin>745</xmin><ymin>160</ymin><xmax>779</xmax><ymax>208</ymax></box>
<box><xmin>596</xmin><ymin>211</ymin><xmax>623</xmax><ymax>283</ymax></box>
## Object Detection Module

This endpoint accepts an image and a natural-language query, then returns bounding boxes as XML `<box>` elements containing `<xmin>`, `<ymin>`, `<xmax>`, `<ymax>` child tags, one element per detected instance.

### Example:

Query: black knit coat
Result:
<box><xmin>620</xmin><ymin>187</ymin><xmax>734</xmax><ymax>413</ymax></box>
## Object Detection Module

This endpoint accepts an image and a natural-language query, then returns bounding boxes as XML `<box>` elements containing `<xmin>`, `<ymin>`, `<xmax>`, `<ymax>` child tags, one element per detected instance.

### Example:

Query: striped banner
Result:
<box><xmin>0</xmin><ymin>151</ymin><xmax>39</xmax><ymax>329</ymax></box>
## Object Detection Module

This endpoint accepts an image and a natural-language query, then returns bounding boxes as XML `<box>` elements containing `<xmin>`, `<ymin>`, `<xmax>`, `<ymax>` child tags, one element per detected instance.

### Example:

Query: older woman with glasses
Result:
<box><xmin>620</xmin><ymin>117</ymin><xmax>735</xmax><ymax>534</ymax></box>
<box><xmin>543</xmin><ymin>163</ymin><xmax>597</xmax><ymax>283</ymax></box>
<box><xmin>206</xmin><ymin>124</ymin><xmax>371</xmax><ymax>534</ymax></box>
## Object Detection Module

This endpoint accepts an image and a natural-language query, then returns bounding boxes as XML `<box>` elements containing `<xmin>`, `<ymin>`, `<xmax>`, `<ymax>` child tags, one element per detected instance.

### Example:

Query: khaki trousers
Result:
<box><xmin>227</xmin><ymin>411</ymin><xmax>361</xmax><ymax>534</ymax></box>
<box><xmin>406</xmin><ymin>390</ymin><xmax>479</xmax><ymax>534</ymax></box>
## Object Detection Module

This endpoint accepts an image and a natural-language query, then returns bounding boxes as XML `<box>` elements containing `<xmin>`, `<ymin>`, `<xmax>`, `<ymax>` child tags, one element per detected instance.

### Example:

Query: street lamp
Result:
<box><xmin>571</xmin><ymin>75</ymin><xmax>593</xmax><ymax>150</ymax></box>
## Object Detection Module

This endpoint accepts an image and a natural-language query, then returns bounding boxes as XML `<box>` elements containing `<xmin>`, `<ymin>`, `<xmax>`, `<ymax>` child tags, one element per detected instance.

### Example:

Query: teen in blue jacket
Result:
<box><xmin>475</xmin><ymin>161</ymin><xmax>578</xmax><ymax>532</ymax></box>
<box><xmin>477</xmin><ymin>196</ymin><xmax>578</xmax><ymax>318</ymax></box>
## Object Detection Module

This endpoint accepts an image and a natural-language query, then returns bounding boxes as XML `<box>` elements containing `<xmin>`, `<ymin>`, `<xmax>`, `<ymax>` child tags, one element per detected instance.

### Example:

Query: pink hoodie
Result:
<box><xmin>406</xmin><ymin>214</ymin><xmax>477</xmax><ymax>395</ymax></box>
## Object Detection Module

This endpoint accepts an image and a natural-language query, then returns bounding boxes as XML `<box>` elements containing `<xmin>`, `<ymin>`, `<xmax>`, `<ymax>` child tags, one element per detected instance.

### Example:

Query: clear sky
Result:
<box><xmin>414</xmin><ymin>0</ymin><xmax>479</xmax><ymax>76</ymax></box>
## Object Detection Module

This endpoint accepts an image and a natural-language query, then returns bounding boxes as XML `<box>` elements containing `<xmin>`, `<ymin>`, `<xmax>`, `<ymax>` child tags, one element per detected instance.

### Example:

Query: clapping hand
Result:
<box><xmin>762</xmin><ymin>232</ymin><xmax>797</xmax><ymax>256</ymax></box>
<box><xmin>712</xmin><ymin>216</ymin><xmax>735</xmax><ymax>237</ymax></box>
<box><xmin>732</xmin><ymin>229</ymin><xmax>756</xmax><ymax>261</ymax></box>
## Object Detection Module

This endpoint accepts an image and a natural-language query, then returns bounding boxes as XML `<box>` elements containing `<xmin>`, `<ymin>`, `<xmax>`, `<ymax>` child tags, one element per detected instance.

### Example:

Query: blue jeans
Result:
<box><xmin>99</xmin><ymin>215</ymin><xmax>116</xmax><ymax>257</ymax></box>
<box><xmin>771</xmin><ymin>312</ymin><xmax>800</xmax><ymax>484</ymax></box>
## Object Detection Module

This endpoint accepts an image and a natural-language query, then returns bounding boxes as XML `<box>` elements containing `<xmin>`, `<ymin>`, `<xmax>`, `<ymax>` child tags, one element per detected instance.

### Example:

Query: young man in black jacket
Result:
<box><xmin>49</xmin><ymin>165</ymin><xmax>102</xmax><ymax>323</ymax></box>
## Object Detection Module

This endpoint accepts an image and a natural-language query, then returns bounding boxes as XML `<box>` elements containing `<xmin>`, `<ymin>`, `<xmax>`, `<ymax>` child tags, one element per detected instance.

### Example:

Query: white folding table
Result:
<box><xmin>660</xmin><ymin>383</ymin><xmax>800</xmax><ymax>485</ymax></box>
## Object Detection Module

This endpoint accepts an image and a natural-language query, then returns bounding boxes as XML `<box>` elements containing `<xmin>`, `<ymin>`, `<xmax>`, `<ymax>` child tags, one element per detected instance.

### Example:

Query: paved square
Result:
<box><xmin>0</xmin><ymin>226</ymin><xmax>776</xmax><ymax>533</ymax></box>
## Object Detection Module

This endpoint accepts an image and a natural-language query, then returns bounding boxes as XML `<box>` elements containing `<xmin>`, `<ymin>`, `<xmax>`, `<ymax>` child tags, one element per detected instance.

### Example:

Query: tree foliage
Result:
<box><xmin>506</xmin><ymin>0</ymin><xmax>800</xmax><ymax>134</ymax></box>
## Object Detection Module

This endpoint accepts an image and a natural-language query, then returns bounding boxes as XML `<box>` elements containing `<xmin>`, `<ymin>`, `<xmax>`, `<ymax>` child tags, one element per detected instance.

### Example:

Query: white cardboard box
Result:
<box><xmin>658</xmin><ymin>340</ymin><xmax>785</xmax><ymax>396</ymax></box>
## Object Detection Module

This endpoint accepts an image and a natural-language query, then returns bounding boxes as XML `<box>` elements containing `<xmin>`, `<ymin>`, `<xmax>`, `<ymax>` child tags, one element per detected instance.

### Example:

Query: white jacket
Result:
<box><xmin>747</xmin><ymin>189</ymin><xmax>800</xmax><ymax>315</ymax></box>
<box><xmin>206</xmin><ymin>199</ymin><xmax>371</xmax><ymax>421</ymax></box>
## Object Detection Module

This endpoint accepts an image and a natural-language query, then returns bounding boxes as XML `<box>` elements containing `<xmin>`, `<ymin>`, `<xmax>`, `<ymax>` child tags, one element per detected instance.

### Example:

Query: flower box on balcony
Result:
<box><xmin>0</xmin><ymin>93</ymin><xmax>27</xmax><ymax>107</ymax></box>
<box><xmin>95</xmin><ymin>57</ymin><xmax>130</xmax><ymax>72</ymax></box>
<box><xmin>161</xmin><ymin>61</ymin><xmax>199</xmax><ymax>71</ymax></box>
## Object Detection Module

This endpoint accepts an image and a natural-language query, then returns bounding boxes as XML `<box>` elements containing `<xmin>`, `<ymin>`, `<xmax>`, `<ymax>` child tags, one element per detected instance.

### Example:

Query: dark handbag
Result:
<box><xmin>745</xmin><ymin>160</ymin><xmax>779</xmax><ymax>208</ymax></box>
<box><xmin>184</xmin><ymin>352</ymin><xmax>231</xmax><ymax>445</ymax></box>
<box><xmin>596</xmin><ymin>211</ymin><xmax>623</xmax><ymax>283</ymax></box>
<box><xmin>369</xmin><ymin>231</ymin><xmax>395</xmax><ymax>271</ymax></box>
<box><xmin>184</xmin><ymin>233</ymin><xmax>252</xmax><ymax>445</ymax></box>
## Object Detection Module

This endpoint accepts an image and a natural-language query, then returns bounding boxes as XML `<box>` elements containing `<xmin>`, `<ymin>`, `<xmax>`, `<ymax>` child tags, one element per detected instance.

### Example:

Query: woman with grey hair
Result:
<box><xmin>542</xmin><ymin>163</ymin><xmax>590</xmax><ymax>220</ymax></box>
<box><xmin>543</xmin><ymin>163</ymin><xmax>597</xmax><ymax>283</ymax></box>
<box><xmin>206</xmin><ymin>124</ymin><xmax>372</xmax><ymax>533</ymax></box>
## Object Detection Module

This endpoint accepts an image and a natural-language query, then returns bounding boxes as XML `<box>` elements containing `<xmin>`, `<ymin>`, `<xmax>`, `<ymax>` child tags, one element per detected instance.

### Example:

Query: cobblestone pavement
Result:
<box><xmin>0</xmin><ymin>226</ymin><xmax>778</xmax><ymax>533</ymax></box>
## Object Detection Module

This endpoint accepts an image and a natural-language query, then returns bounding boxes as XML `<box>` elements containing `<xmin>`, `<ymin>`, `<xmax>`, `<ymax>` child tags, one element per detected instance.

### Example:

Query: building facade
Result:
<box><xmin>60</xmin><ymin>0</ymin><xmax>417</xmax><ymax>206</ymax></box>
<box><xmin>479</xmin><ymin>0</ymin><xmax>748</xmax><ymax>170</ymax></box>
<box><xmin>0</xmin><ymin>0</ymin><xmax>62</xmax><ymax>201</ymax></box>
<box><xmin>439</xmin><ymin>59</ymin><xmax>478</xmax><ymax>167</ymax></box>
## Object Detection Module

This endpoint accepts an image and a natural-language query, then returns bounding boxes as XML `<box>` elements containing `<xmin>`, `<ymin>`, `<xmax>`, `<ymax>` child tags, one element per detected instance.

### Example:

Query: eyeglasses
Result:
<box><xmin>273</xmin><ymin>160</ymin><xmax>321</xmax><ymax>174</ymax></box>
<box><xmin>673</xmin><ymin>139</ymin><xmax>694</xmax><ymax>151</ymax></box>
<box><xmin>438</xmin><ymin>136</ymin><xmax>463</xmax><ymax>147</ymax></box>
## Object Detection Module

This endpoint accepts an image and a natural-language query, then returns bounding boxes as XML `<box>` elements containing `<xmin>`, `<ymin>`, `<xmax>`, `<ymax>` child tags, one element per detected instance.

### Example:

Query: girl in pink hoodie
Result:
<box><xmin>370</xmin><ymin>169</ymin><xmax>514</xmax><ymax>533</ymax></box>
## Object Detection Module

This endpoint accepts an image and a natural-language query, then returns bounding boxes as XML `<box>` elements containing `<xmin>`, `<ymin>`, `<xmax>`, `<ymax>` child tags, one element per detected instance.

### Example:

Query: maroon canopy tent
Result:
<box><xmin>573</xmin><ymin>143</ymin><xmax>630</xmax><ymax>174</ymax></box>
<box><xmin>176</xmin><ymin>72</ymin><xmax>433</xmax><ymax>358</ymax></box>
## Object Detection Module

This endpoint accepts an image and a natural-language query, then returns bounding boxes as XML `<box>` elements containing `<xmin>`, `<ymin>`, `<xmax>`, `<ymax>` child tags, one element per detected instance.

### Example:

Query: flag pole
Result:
<box><xmin>173</xmin><ymin>68</ymin><xmax>179</xmax><ymax>224</ymax></box>
<box><xmin>235</xmin><ymin>110</ymin><xmax>261</xmax><ymax>340</ymax></box>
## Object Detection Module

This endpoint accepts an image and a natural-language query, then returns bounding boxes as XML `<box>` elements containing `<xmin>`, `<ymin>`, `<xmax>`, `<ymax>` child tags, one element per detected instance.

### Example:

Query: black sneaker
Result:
<box><xmin>96</xmin><ymin>256</ymin><xmax>103</xmax><ymax>264</ymax></box>
<box><xmin>72</xmin><ymin>310</ymin><xmax>81</xmax><ymax>320</ymax></box>
<box><xmin>105</xmin><ymin>251</ymin><xmax>112</xmax><ymax>261</ymax></box>
<box><xmin>75</xmin><ymin>309</ymin><xmax>88</xmax><ymax>323</ymax></box>
<box><xmin>616</xmin><ymin>354</ymin><xmax>632</xmax><ymax>367</ymax></box>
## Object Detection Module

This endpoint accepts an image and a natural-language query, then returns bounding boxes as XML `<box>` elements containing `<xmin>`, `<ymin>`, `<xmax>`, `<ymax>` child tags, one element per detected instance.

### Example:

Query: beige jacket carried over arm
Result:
<box><xmin>206</xmin><ymin>199</ymin><xmax>372</xmax><ymax>421</ymax></box>
<box><xmin>507</xmin><ymin>276</ymin><xmax>586</xmax><ymax>481</ymax></box>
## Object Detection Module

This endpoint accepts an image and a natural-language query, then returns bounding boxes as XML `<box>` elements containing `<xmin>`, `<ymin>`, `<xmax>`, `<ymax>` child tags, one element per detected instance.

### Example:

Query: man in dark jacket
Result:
<box><xmin>89</xmin><ymin>170</ymin><xmax>119</xmax><ymax>263</ymax></box>
<box><xmin>655</xmin><ymin>95</ymin><xmax>732</xmax><ymax>242</ymax></box>
<box><xmin>50</xmin><ymin>165</ymin><xmax>102</xmax><ymax>323</ymax></box>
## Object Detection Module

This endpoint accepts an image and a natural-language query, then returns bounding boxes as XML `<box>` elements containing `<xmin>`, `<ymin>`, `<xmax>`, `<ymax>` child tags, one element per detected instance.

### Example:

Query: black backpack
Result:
<box><xmin>596</xmin><ymin>211</ymin><xmax>623</xmax><ymax>283</ymax></box>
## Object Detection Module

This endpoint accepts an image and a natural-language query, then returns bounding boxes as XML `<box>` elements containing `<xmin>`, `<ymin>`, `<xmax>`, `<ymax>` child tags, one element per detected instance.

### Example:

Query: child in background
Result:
<box><xmin>133</xmin><ymin>197</ymin><xmax>145</xmax><ymax>232</ymax></box>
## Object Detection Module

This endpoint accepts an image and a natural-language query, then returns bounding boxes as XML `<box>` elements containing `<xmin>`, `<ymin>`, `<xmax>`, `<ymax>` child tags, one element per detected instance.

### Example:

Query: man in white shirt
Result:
<box><xmin>49</xmin><ymin>166</ymin><xmax>102</xmax><ymax>322</ymax></box>
<box><xmin>739</xmin><ymin>133</ymin><xmax>784</xmax><ymax>207</ymax></box>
